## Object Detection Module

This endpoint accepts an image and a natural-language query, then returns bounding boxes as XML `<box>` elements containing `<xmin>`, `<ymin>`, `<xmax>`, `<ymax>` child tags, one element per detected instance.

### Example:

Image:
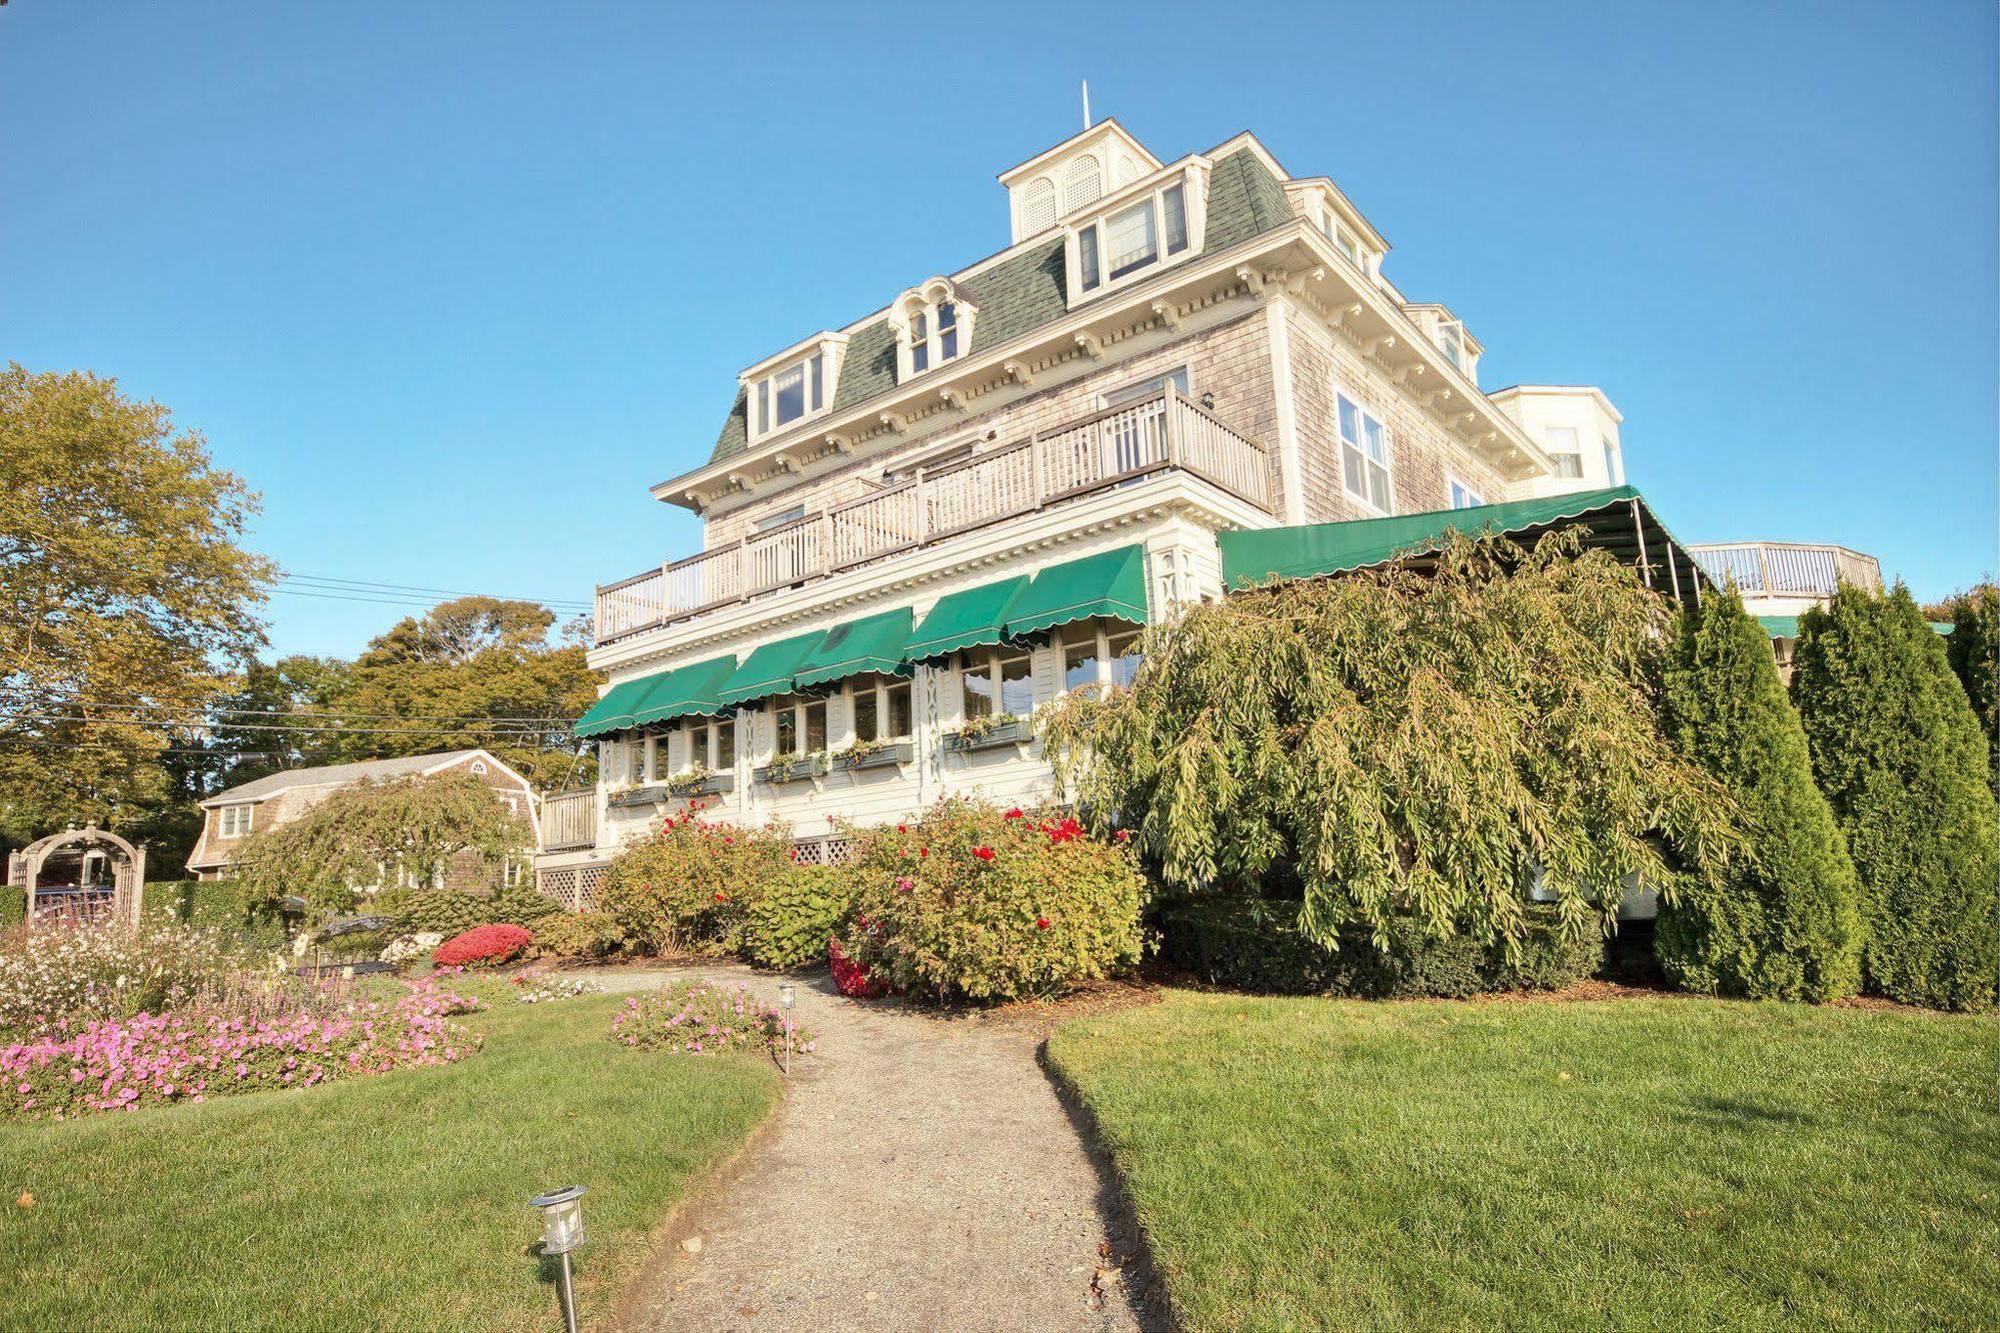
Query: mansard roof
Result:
<box><xmin>705</xmin><ymin>144</ymin><xmax>1294</xmax><ymax>467</ymax></box>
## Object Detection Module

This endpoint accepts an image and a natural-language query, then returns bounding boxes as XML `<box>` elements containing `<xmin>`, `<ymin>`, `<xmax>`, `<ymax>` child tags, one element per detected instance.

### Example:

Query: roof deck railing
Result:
<box><xmin>595</xmin><ymin>387</ymin><xmax>1271</xmax><ymax>645</ymax></box>
<box><xmin>1685</xmin><ymin>541</ymin><xmax>1883</xmax><ymax>599</ymax></box>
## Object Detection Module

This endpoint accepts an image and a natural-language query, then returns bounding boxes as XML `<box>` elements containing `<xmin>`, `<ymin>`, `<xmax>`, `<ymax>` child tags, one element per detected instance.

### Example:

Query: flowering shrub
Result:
<box><xmin>842</xmin><ymin>799</ymin><xmax>1146</xmax><ymax>1002</ymax></box>
<box><xmin>433</xmin><ymin>924</ymin><xmax>532</xmax><ymax>967</ymax></box>
<box><xmin>0</xmin><ymin>921</ymin><xmax>253</xmax><ymax>1041</ymax></box>
<box><xmin>379</xmin><ymin>932</ymin><xmax>443</xmax><ymax>965</ymax></box>
<box><xmin>827</xmin><ymin>936</ymin><xmax>885</xmax><ymax>998</ymax></box>
<box><xmin>741</xmin><ymin>866</ymin><xmax>858</xmax><ymax>971</ymax></box>
<box><xmin>608</xmin><ymin>979</ymin><xmax>813</xmax><ymax>1058</ymax></box>
<box><xmin>0</xmin><ymin>974</ymin><xmax>482</xmax><ymax>1121</ymax></box>
<box><xmin>598</xmin><ymin>808</ymin><xmax>794</xmax><ymax>955</ymax></box>
<box><xmin>510</xmin><ymin>973</ymin><xmax>605</xmax><ymax>1004</ymax></box>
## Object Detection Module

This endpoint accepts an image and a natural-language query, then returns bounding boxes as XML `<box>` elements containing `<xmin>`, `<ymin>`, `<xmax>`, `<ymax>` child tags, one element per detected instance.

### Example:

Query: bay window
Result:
<box><xmin>1545</xmin><ymin>426</ymin><xmax>1584</xmax><ymax>479</ymax></box>
<box><xmin>1336</xmin><ymin>389</ymin><xmax>1393</xmax><ymax>513</ymax></box>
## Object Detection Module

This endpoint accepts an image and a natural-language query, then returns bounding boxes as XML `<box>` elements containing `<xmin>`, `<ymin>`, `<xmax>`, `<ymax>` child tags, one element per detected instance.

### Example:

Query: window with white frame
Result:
<box><xmin>677</xmin><ymin>716</ymin><xmax>736</xmax><ymax>773</ymax></box>
<box><xmin>894</xmin><ymin>283</ymin><xmax>974</xmax><ymax>382</ymax></box>
<box><xmin>217</xmin><ymin>804</ymin><xmax>254</xmax><ymax>838</ymax></box>
<box><xmin>960</xmin><ymin>646</ymin><xmax>1035</xmax><ymax>719</ymax></box>
<box><xmin>1335</xmin><ymin>389</ymin><xmax>1393</xmax><ymax>512</ymax></box>
<box><xmin>1435</xmin><ymin>321</ymin><xmax>1464</xmax><ymax>371</ymax></box>
<box><xmin>768</xmin><ymin>694</ymin><xmax>828</xmax><ymax>759</ymax></box>
<box><xmin>1316</xmin><ymin>209</ymin><xmax>1364</xmax><ymax>269</ymax></box>
<box><xmin>1069</xmin><ymin>174</ymin><xmax>1198</xmax><ymax>301</ymax></box>
<box><xmin>1602</xmin><ymin>439</ymin><xmax>1624</xmax><ymax>485</ymax></box>
<box><xmin>1448</xmin><ymin>477</ymin><xmax>1484</xmax><ymax>509</ymax></box>
<box><xmin>1100</xmin><ymin>366</ymin><xmax>1189</xmax><ymax>408</ymax></box>
<box><xmin>1545</xmin><ymin>426</ymin><xmax>1584</xmax><ymax>479</ymax></box>
<box><xmin>744</xmin><ymin>339</ymin><xmax>844</xmax><ymax>442</ymax></box>
<box><xmin>1057</xmin><ymin>621</ymin><xmax>1145</xmax><ymax>697</ymax></box>
<box><xmin>755</xmin><ymin>505</ymin><xmax>806</xmax><ymax>533</ymax></box>
<box><xmin>629</xmin><ymin>736</ymin><xmax>651</xmax><ymax>786</ymax></box>
<box><xmin>847</xmin><ymin>674</ymin><xmax>913</xmax><ymax>745</ymax></box>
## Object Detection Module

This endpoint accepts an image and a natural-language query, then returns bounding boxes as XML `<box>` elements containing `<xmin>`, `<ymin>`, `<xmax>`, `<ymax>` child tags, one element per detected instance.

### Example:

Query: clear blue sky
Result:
<box><xmin>4</xmin><ymin>1</ymin><xmax>1993</xmax><ymax>657</ymax></box>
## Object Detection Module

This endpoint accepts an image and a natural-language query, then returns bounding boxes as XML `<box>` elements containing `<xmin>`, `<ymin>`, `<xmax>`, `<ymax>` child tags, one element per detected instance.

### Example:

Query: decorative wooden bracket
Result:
<box><xmin>1286</xmin><ymin>265</ymin><xmax>1325</xmax><ymax>297</ymax></box>
<box><xmin>1362</xmin><ymin>334</ymin><xmax>1398</xmax><ymax>357</ymax></box>
<box><xmin>1395</xmin><ymin>363</ymin><xmax>1428</xmax><ymax>386</ymax></box>
<box><xmin>1234</xmin><ymin>265</ymin><xmax>1266</xmax><ymax>295</ymax></box>
<box><xmin>1003</xmin><ymin>360</ymin><xmax>1035</xmax><ymax>387</ymax></box>
<box><xmin>877</xmin><ymin>410</ymin><xmax>906</xmax><ymax>434</ymax></box>
<box><xmin>1329</xmin><ymin>302</ymin><xmax>1364</xmax><ymax>329</ymax></box>
<box><xmin>1150</xmin><ymin>299</ymin><xmax>1182</xmax><ymax>332</ymax></box>
<box><xmin>1073</xmin><ymin>332</ymin><xmax>1104</xmax><ymax>360</ymax></box>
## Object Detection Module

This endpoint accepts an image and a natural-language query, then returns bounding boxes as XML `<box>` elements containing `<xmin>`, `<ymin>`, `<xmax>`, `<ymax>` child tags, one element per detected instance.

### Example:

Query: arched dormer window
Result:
<box><xmin>1019</xmin><ymin>177</ymin><xmax>1057</xmax><ymax>235</ymax></box>
<box><xmin>892</xmin><ymin>279</ymin><xmax>977</xmax><ymax>383</ymax></box>
<box><xmin>1063</xmin><ymin>155</ymin><xmax>1103</xmax><ymax>213</ymax></box>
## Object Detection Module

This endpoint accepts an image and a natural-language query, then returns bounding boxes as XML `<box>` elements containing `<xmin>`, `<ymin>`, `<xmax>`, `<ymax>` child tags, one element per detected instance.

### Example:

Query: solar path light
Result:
<box><xmin>778</xmin><ymin>984</ymin><xmax>796</xmax><ymax>1075</ymax></box>
<box><xmin>531</xmin><ymin>1184</ymin><xmax>587</xmax><ymax>1333</ymax></box>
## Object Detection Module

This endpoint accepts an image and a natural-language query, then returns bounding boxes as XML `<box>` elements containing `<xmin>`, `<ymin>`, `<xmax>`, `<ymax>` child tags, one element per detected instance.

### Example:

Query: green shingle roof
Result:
<box><xmin>706</xmin><ymin>146</ymin><xmax>1293</xmax><ymax>467</ymax></box>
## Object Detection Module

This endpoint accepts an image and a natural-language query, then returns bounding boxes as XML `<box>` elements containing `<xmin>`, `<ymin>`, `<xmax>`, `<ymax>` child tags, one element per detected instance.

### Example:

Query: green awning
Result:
<box><xmin>1004</xmin><ymin>545</ymin><xmax>1150</xmax><ymax>639</ymax></box>
<box><xmin>1757</xmin><ymin>615</ymin><xmax>1800</xmax><ymax>640</ymax></box>
<box><xmin>1218</xmin><ymin>486</ymin><xmax>1708</xmax><ymax>602</ymax></box>
<box><xmin>793</xmin><ymin>607</ymin><xmax>913</xmax><ymax>691</ymax></box>
<box><xmin>907</xmin><ymin>575</ymin><xmax>1030</xmax><ymax>662</ymax></box>
<box><xmin>716</xmin><ymin>630</ymin><xmax>826</xmax><ymax>707</ymax></box>
<box><xmin>632</xmin><ymin>654</ymin><xmax>737</xmax><ymax>726</ymax></box>
<box><xmin>574</xmin><ymin>673</ymin><xmax>662</xmax><ymax>739</ymax></box>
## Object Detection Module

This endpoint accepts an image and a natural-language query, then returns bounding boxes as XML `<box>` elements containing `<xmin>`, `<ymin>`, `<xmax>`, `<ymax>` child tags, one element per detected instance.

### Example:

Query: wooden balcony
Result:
<box><xmin>596</xmin><ymin>388</ymin><xmax>1272</xmax><ymax>645</ymax></box>
<box><xmin>539</xmin><ymin>790</ymin><xmax>597</xmax><ymax>852</ymax></box>
<box><xmin>1685</xmin><ymin>542</ymin><xmax>1883</xmax><ymax>599</ymax></box>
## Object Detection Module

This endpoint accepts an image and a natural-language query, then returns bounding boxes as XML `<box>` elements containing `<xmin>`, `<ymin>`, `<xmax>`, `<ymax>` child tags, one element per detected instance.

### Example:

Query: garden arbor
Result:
<box><xmin>9</xmin><ymin>824</ymin><xmax>147</xmax><ymax>928</ymax></box>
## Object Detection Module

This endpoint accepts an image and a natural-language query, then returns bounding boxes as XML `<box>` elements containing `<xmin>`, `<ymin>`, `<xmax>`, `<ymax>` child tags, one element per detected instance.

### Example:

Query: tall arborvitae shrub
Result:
<box><xmin>1656</xmin><ymin>588</ymin><xmax>1862</xmax><ymax>1000</ymax></box>
<box><xmin>1943</xmin><ymin>584</ymin><xmax>1998</xmax><ymax>790</ymax></box>
<box><xmin>1792</xmin><ymin>585</ymin><xmax>1998</xmax><ymax>1011</ymax></box>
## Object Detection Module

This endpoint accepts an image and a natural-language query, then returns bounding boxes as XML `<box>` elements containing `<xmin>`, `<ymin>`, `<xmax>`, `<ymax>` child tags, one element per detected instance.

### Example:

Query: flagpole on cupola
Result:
<box><xmin>1081</xmin><ymin>80</ymin><xmax>1091</xmax><ymax>129</ymax></box>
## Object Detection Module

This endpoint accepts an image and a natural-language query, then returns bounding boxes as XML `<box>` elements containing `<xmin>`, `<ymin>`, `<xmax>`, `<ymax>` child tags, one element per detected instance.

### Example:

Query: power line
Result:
<box><xmin>0</xmin><ymin>688</ymin><xmax>586</xmax><ymax>726</ymax></box>
<box><xmin>270</xmin><ymin>572</ymin><xmax>592</xmax><ymax>611</ymax></box>
<box><xmin>4</xmin><ymin>711</ymin><xmax>573</xmax><ymax>739</ymax></box>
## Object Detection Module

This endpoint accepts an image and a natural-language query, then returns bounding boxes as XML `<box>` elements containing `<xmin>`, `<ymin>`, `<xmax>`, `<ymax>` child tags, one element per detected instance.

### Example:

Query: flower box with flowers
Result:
<box><xmin>608</xmin><ymin>784</ymin><xmax>670</xmax><ymax>808</ymax></box>
<box><xmin>668</xmin><ymin>769</ymin><xmax>734</xmax><ymax>798</ymax></box>
<box><xmin>942</xmin><ymin>715</ymin><xmax>1034</xmax><ymax>753</ymax></box>
<box><xmin>754</xmin><ymin>753</ymin><xmax>830</xmax><ymax>786</ymax></box>
<box><xmin>831</xmin><ymin>740</ymin><xmax>913</xmax><ymax>773</ymax></box>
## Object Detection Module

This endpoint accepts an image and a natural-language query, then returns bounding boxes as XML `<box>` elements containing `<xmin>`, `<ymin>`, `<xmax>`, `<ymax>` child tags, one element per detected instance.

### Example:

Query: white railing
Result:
<box><xmin>1686</xmin><ymin>542</ymin><xmax>1883</xmax><ymax>598</ymax></box>
<box><xmin>596</xmin><ymin>388</ymin><xmax>1271</xmax><ymax>643</ymax></box>
<box><xmin>539</xmin><ymin>790</ymin><xmax>597</xmax><ymax>852</ymax></box>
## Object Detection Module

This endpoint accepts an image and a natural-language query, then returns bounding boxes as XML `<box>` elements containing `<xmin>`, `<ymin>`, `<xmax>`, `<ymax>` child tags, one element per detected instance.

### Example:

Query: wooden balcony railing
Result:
<box><xmin>539</xmin><ymin>790</ymin><xmax>597</xmax><ymax>852</ymax></box>
<box><xmin>1686</xmin><ymin>542</ymin><xmax>1883</xmax><ymax>598</ymax></box>
<box><xmin>596</xmin><ymin>388</ymin><xmax>1272</xmax><ymax>644</ymax></box>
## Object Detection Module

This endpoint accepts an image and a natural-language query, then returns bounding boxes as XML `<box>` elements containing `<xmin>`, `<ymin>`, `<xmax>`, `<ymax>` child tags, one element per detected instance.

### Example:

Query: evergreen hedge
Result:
<box><xmin>1656</xmin><ymin>589</ymin><xmax>1862</xmax><ymax>1000</ymax></box>
<box><xmin>1792</xmin><ymin>585</ymin><xmax>1998</xmax><ymax>1011</ymax></box>
<box><xmin>1943</xmin><ymin>584</ymin><xmax>1998</xmax><ymax>790</ymax></box>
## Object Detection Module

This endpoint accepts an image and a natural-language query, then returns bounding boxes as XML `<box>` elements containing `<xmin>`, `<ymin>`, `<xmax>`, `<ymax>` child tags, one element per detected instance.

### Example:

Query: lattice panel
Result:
<box><xmin>538</xmin><ymin>863</ymin><xmax>611</xmax><ymax>912</ymax></box>
<box><xmin>790</xmin><ymin>836</ymin><xmax>857</xmax><ymax>867</ymax></box>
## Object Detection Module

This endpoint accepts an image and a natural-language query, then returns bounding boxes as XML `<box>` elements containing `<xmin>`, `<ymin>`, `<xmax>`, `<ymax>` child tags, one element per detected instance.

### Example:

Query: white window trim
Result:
<box><xmin>1062</xmin><ymin>163</ymin><xmax>1208</xmax><ymax>308</ymax></box>
<box><xmin>1097</xmin><ymin>365</ymin><xmax>1191</xmax><ymax>410</ymax></box>
<box><xmin>1333</xmin><ymin>381</ymin><xmax>1395</xmax><ymax>516</ymax></box>
<box><xmin>957</xmin><ymin>645</ymin><xmax>1038</xmax><ymax>720</ymax></box>
<box><xmin>841</xmin><ymin>675</ymin><xmax>915</xmax><ymax>748</ymax></box>
<box><xmin>740</xmin><ymin>333</ymin><xmax>849</xmax><ymax>446</ymax></box>
<box><xmin>674</xmin><ymin>716</ymin><xmax>737</xmax><ymax>774</ymax></box>
<box><xmin>217</xmin><ymin>804</ymin><xmax>254</xmax><ymax>839</ymax></box>
<box><xmin>1054</xmin><ymin>622</ymin><xmax>1145</xmax><ymax>698</ymax></box>
<box><xmin>765</xmin><ymin>694</ymin><xmax>830</xmax><ymax>761</ymax></box>
<box><xmin>892</xmin><ymin>280</ymin><xmax>978</xmax><ymax>384</ymax></box>
<box><xmin>1446</xmin><ymin>474</ymin><xmax>1485</xmax><ymax>510</ymax></box>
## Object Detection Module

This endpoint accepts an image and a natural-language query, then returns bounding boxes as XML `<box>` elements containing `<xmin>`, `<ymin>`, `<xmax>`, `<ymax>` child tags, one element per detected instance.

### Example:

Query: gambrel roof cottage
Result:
<box><xmin>536</xmin><ymin>119</ymin><xmax>1711</xmax><ymax>907</ymax></box>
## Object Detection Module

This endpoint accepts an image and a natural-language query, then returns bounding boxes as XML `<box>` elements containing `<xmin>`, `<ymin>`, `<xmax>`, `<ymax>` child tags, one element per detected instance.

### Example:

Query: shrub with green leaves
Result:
<box><xmin>530</xmin><ymin>911</ymin><xmax>628</xmax><ymax>960</ymax></box>
<box><xmin>383</xmin><ymin>889</ymin><xmax>489</xmax><ymax>939</ymax></box>
<box><xmin>842</xmin><ymin>800</ymin><xmax>1146</xmax><ymax>1002</ymax></box>
<box><xmin>1042</xmin><ymin>531</ymin><xmax>1738</xmax><ymax>955</ymax></box>
<box><xmin>740</xmin><ymin>865</ymin><xmax>857</xmax><ymax>971</ymax></box>
<box><xmin>142</xmin><ymin>879</ymin><xmax>287</xmax><ymax>953</ymax></box>
<box><xmin>1655</xmin><ymin>588</ymin><xmax>1863</xmax><ymax>1001</ymax></box>
<box><xmin>1158</xmin><ymin>897</ymin><xmax>1601</xmax><ymax>998</ymax></box>
<box><xmin>1940</xmin><ymin>583</ymin><xmax>1998</xmax><ymax>789</ymax></box>
<box><xmin>484</xmin><ymin>886</ymin><xmax>562</xmax><ymax>928</ymax></box>
<box><xmin>598</xmin><ymin>808</ymin><xmax>794</xmax><ymax>955</ymax></box>
<box><xmin>1792</xmin><ymin>585</ymin><xmax>1999</xmax><ymax>1011</ymax></box>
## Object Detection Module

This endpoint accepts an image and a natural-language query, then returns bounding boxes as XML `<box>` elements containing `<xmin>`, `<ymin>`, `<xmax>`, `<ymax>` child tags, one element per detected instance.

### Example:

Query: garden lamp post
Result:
<box><xmin>778</xmin><ymin>984</ymin><xmax>796</xmax><ymax>1076</ymax></box>
<box><xmin>531</xmin><ymin>1184</ymin><xmax>587</xmax><ymax>1333</ymax></box>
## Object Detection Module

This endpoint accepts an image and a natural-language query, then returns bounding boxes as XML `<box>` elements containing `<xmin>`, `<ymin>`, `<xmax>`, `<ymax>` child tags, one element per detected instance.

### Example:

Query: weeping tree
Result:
<box><xmin>233</xmin><ymin>772</ymin><xmax>531</xmax><ymax>922</ymax></box>
<box><xmin>1043</xmin><ymin>531</ymin><xmax>1740</xmax><ymax>953</ymax></box>
<box><xmin>1656</xmin><ymin>587</ymin><xmax>1862</xmax><ymax>1000</ymax></box>
<box><xmin>1791</xmin><ymin>585</ymin><xmax>1997</xmax><ymax>1011</ymax></box>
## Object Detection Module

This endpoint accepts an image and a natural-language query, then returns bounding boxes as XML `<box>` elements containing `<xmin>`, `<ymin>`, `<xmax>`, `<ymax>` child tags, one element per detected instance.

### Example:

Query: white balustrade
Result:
<box><xmin>1687</xmin><ymin>542</ymin><xmax>1884</xmax><ymax>597</ymax></box>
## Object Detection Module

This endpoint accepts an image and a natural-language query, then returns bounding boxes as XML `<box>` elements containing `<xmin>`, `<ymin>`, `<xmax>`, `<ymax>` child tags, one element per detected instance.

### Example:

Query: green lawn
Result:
<box><xmin>0</xmin><ymin>983</ymin><xmax>778</xmax><ymax>1331</ymax></box>
<box><xmin>1047</xmin><ymin>992</ymin><xmax>1998</xmax><ymax>1331</ymax></box>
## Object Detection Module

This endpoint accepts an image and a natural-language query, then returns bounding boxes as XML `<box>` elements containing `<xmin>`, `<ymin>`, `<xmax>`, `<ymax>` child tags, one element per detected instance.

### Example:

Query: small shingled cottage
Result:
<box><xmin>185</xmin><ymin>748</ymin><xmax>541</xmax><ymax>890</ymax></box>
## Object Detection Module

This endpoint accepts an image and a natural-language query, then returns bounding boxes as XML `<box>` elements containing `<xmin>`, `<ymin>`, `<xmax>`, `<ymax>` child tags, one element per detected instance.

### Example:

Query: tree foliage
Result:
<box><xmin>231</xmin><ymin>772</ymin><xmax>531</xmax><ymax>922</ymax></box>
<box><xmin>1655</xmin><ymin>588</ymin><xmax>1862</xmax><ymax>1000</ymax></box>
<box><xmin>1043</xmin><ymin>532</ymin><xmax>1739</xmax><ymax>954</ymax></box>
<box><xmin>1936</xmin><ymin>583</ymin><xmax>1997</xmax><ymax>790</ymax></box>
<box><xmin>1791</xmin><ymin>585</ymin><xmax>1998</xmax><ymax>1011</ymax></box>
<box><xmin>0</xmin><ymin>364</ymin><xmax>272</xmax><ymax>842</ymax></box>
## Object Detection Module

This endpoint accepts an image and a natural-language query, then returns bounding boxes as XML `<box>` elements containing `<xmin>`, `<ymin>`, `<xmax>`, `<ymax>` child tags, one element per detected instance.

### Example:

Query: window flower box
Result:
<box><xmin>608</xmin><ymin>785</ymin><xmax>669</xmax><ymax>808</ymax></box>
<box><xmin>755</xmin><ymin>754</ymin><xmax>831</xmax><ymax>786</ymax></box>
<box><xmin>832</xmin><ymin>741</ymin><xmax>914</xmax><ymax>773</ymax></box>
<box><xmin>943</xmin><ymin>717</ymin><xmax>1035</xmax><ymax>753</ymax></box>
<box><xmin>668</xmin><ymin>772</ymin><xmax>735</xmax><ymax>799</ymax></box>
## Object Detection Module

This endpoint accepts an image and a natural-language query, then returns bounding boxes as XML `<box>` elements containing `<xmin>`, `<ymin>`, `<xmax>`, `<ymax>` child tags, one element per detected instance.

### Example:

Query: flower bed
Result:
<box><xmin>510</xmin><ymin>973</ymin><xmax>605</xmax><ymax>1004</ymax></box>
<box><xmin>0</xmin><ymin>974</ymin><xmax>483</xmax><ymax>1120</ymax></box>
<box><xmin>608</xmin><ymin>979</ymin><xmax>812</xmax><ymax>1058</ymax></box>
<box><xmin>434</xmin><ymin>924</ymin><xmax>532</xmax><ymax>967</ymax></box>
<box><xmin>0</xmin><ymin>920</ymin><xmax>251</xmax><ymax>1041</ymax></box>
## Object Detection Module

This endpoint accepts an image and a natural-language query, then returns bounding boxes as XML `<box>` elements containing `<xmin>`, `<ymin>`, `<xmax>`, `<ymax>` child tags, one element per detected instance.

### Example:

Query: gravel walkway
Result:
<box><xmin>585</xmin><ymin>964</ymin><xmax>1154</xmax><ymax>1333</ymax></box>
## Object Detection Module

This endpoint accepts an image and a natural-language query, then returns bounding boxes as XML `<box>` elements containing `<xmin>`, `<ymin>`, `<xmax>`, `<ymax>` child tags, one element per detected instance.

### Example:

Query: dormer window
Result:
<box><xmin>741</xmin><ymin>333</ymin><xmax>847</xmax><ymax>444</ymax></box>
<box><xmin>1436</xmin><ymin>321</ymin><xmax>1464</xmax><ymax>371</ymax></box>
<box><xmin>1066</xmin><ymin>167</ymin><xmax>1204</xmax><ymax>303</ymax></box>
<box><xmin>893</xmin><ymin>280</ymin><xmax>977</xmax><ymax>382</ymax></box>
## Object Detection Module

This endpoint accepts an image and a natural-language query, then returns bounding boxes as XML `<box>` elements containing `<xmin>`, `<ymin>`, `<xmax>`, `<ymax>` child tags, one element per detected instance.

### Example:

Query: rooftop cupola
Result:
<box><xmin>997</xmin><ymin>119</ymin><xmax>1161</xmax><ymax>244</ymax></box>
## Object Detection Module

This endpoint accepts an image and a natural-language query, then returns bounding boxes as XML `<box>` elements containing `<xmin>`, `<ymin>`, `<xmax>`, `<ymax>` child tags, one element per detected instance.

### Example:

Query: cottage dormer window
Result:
<box><xmin>741</xmin><ymin>333</ymin><xmax>847</xmax><ymax>443</ymax></box>
<box><xmin>1065</xmin><ymin>168</ymin><xmax>1203</xmax><ymax>304</ymax></box>
<box><xmin>893</xmin><ymin>281</ymin><xmax>977</xmax><ymax>383</ymax></box>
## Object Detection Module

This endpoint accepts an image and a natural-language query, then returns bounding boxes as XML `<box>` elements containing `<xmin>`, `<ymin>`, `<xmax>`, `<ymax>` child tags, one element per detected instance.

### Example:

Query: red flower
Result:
<box><xmin>1035</xmin><ymin>916</ymin><xmax>1051</xmax><ymax>930</ymax></box>
<box><xmin>919</xmin><ymin>847</ymin><xmax>929</xmax><ymax>859</ymax></box>
<box><xmin>712</xmin><ymin>891</ymin><xmax>728</xmax><ymax>903</ymax></box>
<box><xmin>973</xmin><ymin>846</ymin><xmax>996</xmax><ymax>862</ymax></box>
<box><xmin>433</xmin><ymin>924</ymin><xmax>532</xmax><ymax>967</ymax></box>
<box><xmin>1113</xmin><ymin>829</ymin><xmax>1131</xmax><ymax>844</ymax></box>
<box><xmin>896</xmin><ymin>824</ymin><xmax>908</xmax><ymax>833</ymax></box>
<box><xmin>1046</xmin><ymin>817</ymin><xmax>1084</xmax><ymax>845</ymax></box>
<box><xmin>1004</xmin><ymin>808</ymin><xmax>1024</xmax><ymax>820</ymax></box>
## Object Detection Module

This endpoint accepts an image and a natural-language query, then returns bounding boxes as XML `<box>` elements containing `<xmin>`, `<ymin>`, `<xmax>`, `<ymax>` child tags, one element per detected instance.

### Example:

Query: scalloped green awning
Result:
<box><xmin>632</xmin><ymin>655</ymin><xmax>738</xmax><ymax>727</ymax></box>
<box><xmin>716</xmin><ymin>630</ymin><xmax>827</xmax><ymax>707</ymax></box>
<box><xmin>907</xmin><ymin>575</ymin><xmax>1031</xmax><ymax>662</ymax></box>
<box><xmin>793</xmin><ymin>607</ymin><xmax>913</xmax><ymax>691</ymax></box>
<box><xmin>574</xmin><ymin>674</ymin><xmax>661</xmax><ymax>739</ymax></box>
<box><xmin>1218</xmin><ymin>485</ymin><xmax>1706</xmax><ymax>601</ymax></box>
<box><xmin>1004</xmin><ymin>545</ymin><xmax>1149</xmax><ymax>640</ymax></box>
